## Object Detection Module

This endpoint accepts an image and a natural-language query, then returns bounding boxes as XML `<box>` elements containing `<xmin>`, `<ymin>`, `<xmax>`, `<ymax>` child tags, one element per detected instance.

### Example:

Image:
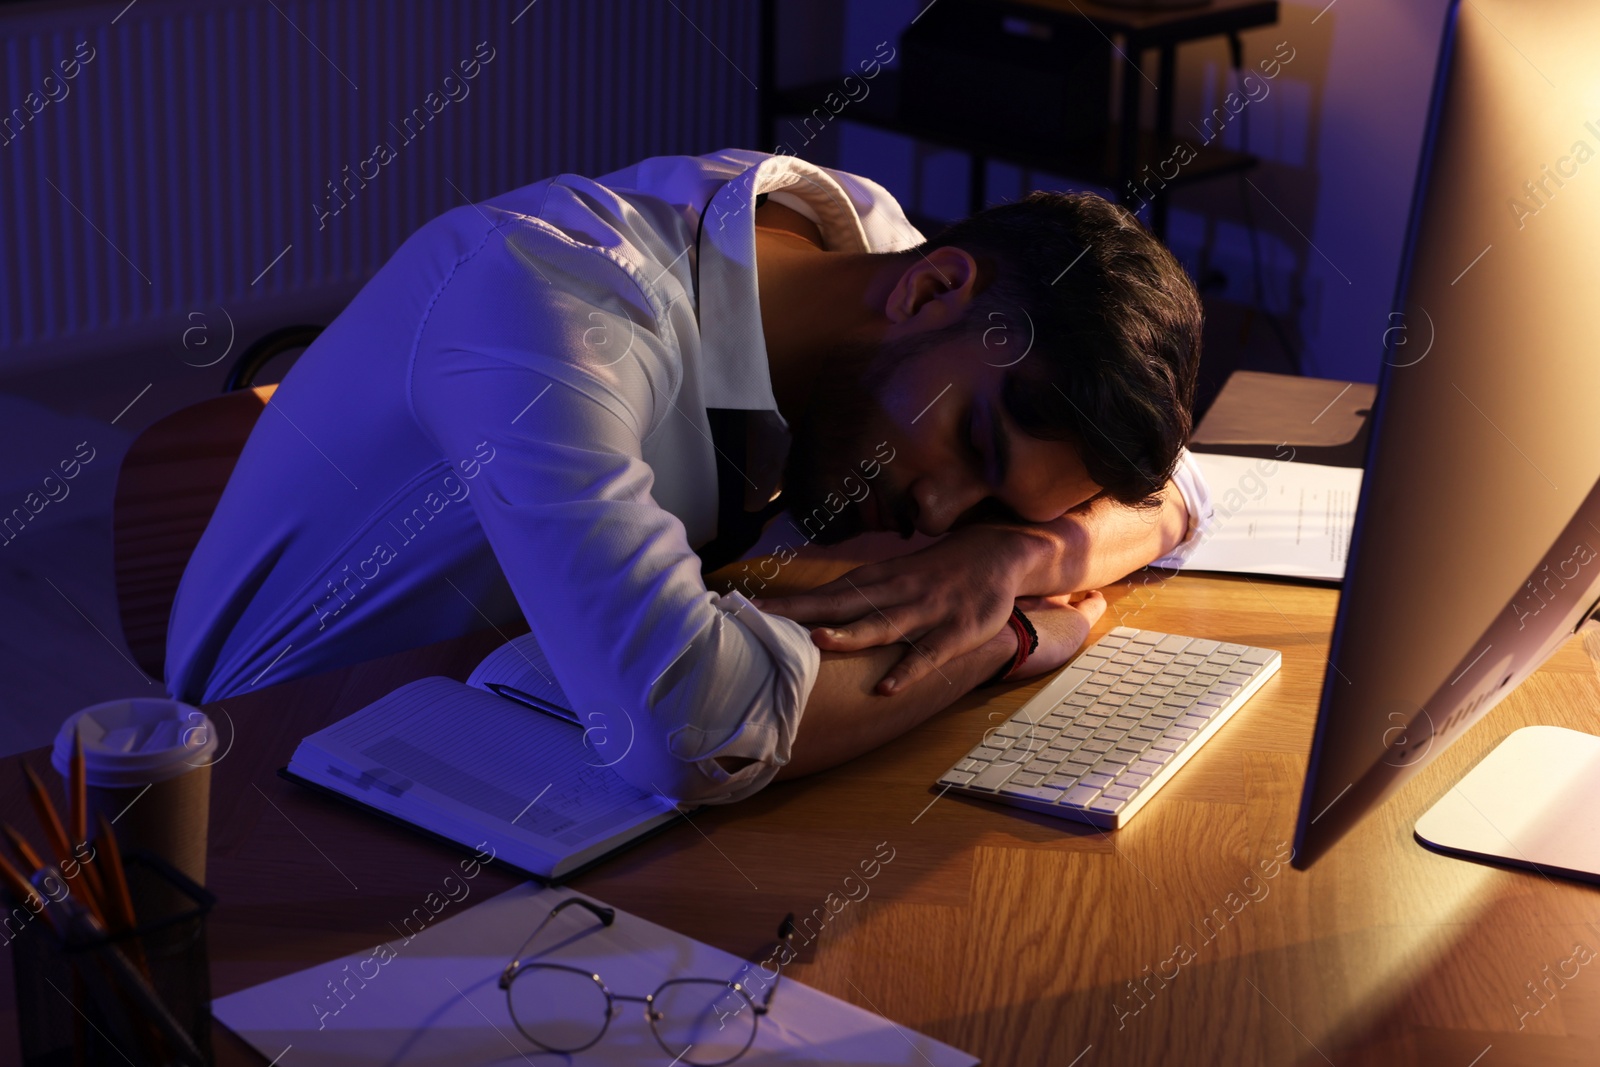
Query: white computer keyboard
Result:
<box><xmin>936</xmin><ymin>626</ymin><xmax>1281</xmax><ymax>829</ymax></box>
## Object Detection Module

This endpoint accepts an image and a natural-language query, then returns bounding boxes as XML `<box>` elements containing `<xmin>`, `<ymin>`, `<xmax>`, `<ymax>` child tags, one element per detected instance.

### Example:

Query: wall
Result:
<box><xmin>819</xmin><ymin>0</ymin><xmax>1454</xmax><ymax>384</ymax></box>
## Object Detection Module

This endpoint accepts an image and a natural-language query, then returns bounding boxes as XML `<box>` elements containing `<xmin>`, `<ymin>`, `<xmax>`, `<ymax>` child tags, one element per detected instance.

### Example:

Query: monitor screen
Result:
<box><xmin>1292</xmin><ymin>0</ymin><xmax>1600</xmax><ymax>869</ymax></box>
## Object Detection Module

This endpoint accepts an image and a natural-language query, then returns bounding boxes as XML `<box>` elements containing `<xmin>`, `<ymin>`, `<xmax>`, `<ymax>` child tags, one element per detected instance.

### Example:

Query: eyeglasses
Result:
<box><xmin>499</xmin><ymin>896</ymin><xmax>797</xmax><ymax>1066</ymax></box>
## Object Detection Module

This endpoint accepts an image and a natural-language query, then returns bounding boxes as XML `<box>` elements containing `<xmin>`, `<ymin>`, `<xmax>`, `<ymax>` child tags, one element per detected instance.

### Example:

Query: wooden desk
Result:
<box><xmin>5</xmin><ymin>539</ymin><xmax>1600</xmax><ymax>1065</ymax></box>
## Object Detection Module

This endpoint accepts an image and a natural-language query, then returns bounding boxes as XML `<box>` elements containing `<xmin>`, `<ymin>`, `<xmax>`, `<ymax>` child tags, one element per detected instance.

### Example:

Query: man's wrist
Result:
<box><xmin>970</xmin><ymin>622</ymin><xmax>1021</xmax><ymax>689</ymax></box>
<box><xmin>1001</xmin><ymin>517</ymin><xmax>1085</xmax><ymax>595</ymax></box>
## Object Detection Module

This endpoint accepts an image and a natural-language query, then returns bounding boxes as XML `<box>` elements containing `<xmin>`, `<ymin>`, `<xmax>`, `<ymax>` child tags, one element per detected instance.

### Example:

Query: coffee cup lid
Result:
<box><xmin>51</xmin><ymin>698</ymin><xmax>219</xmax><ymax>787</ymax></box>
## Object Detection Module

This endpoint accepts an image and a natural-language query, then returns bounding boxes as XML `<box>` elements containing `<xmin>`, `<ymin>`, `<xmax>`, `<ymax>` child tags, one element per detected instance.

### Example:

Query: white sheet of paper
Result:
<box><xmin>212</xmin><ymin>882</ymin><xmax>978</xmax><ymax>1066</ymax></box>
<box><xmin>1183</xmin><ymin>453</ymin><xmax>1364</xmax><ymax>581</ymax></box>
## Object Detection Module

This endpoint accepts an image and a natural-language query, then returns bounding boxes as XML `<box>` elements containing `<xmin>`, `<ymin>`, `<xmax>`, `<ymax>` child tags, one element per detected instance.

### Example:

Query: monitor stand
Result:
<box><xmin>1414</xmin><ymin>725</ymin><xmax>1600</xmax><ymax>884</ymax></box>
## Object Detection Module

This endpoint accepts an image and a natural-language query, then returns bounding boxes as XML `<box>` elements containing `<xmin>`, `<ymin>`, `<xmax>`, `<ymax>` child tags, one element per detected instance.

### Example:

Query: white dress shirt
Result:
<box><xmin>165</xmin><ymin>147</ymin><xmax>1214</xmax><ymax>805</ymax></box>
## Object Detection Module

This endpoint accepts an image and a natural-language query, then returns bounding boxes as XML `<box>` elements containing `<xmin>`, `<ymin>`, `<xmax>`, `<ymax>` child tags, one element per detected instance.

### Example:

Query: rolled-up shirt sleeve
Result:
<box><xmin>409</xmin><ymin>222</ymin><xmax>818</xmax><ymax>805</ymax></box>
<box><xmin>1150</xmin><ymin>446</ymin><xmax>1216</xmax><ymax>570</ymax></box>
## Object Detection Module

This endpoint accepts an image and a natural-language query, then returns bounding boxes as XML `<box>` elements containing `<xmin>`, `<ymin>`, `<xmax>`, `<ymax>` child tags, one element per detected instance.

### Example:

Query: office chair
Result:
<box><xmin>112</xmin><ymin>326</ymin><xmax>323</xmax><ymax>679</ymax></box>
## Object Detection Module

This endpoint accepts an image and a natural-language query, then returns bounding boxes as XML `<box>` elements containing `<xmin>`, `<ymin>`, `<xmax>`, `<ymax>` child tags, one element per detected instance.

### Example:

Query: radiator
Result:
<box><xmin>0</xmin><ymin>0</ymin><xmax>758</xmax><ymax>370</ymax></box>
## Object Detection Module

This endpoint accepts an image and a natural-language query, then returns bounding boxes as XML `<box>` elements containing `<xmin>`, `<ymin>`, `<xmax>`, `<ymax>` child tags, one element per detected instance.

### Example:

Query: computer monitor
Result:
<box><xmin>1292</xmin><ymin>0</ymin><xmax>1600</xmax><ymax>875</ymax></box>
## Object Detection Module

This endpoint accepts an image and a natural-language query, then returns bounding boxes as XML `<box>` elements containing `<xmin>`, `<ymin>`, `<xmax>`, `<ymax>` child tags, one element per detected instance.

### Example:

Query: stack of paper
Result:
<box><xmin>1183</xmin><ymin>453</ymin><xmax>1364</xmax><ymax>581</ymax></box>
<box><xmin>212</xmin><ymin>883</ymin><xmax>978</xmax><ymax>1065</ymax></box>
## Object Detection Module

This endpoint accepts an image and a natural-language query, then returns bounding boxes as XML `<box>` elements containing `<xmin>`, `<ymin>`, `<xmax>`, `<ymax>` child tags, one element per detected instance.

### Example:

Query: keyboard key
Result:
<box><xmin>1108</xmin><ymin>627</ymin><xmax>1140</xmax><ymax>639</ymax></box>
<box><xmin>1043</xmin><ymin>774</ymin><xmax>1079</xmax><ymax>790</ymax></box>
<box><xmin>1141</xmin><ymin>747</ymin><xmax>1175</xmax><ymax>767</ymax></box>
<box><xmin>1080</xmin><ymin>739</ymin><xmax>1113</xmax><ymax>753</ymax></box>
<box><xmin>1114</xmin><ymin>772</ymin><xmax>1150</xmax><ymax>790</ymax></box>
<box><xmin>1221</xmin><ymin>672</ymin><xmax>1253</xmax><ymax>687</ymax></box>
<box><xmin>1131</xmin><ymin>759</ymin><xmax>1164</xmax><ymax>777</ymax></box>
<box><xmin>1079</xmin><ymin>713</ymin><xmax>1108</xmax><ymax>727</ymax></box>
<box><xmin>968</xmin><ymin>746</ymin><xmax>1005</xmax><ymax>762</ymax></box>
<box><xmin>1001</xmin><ymin>783</ymin><xmax>1069</xmax><ymax>803</ymax></box>
<box><xmin>1088</xmin><ymin>794</ymin><xmax>1127</xmax><ymax>816</ymax></box>
<box><xmin>993</xmin><ymin>722</ymin><xmax>1029</xmax><ymax>737</ymax></box>
<box><xmin>1128</xmin><ymin>727</ymin><xmax>1160</xmax><ymax>743</ymax></box>
<box><xmin>1155</xmin><ymin>634</ymin><xmax>1191</xmax><ymax>653</ymax></box>
<box><xmin>1238</xmin><ymin>647</ymin><xmax>1275</xmax><ymax>665</ymax></box>
<box><xmin>1164</xmin><ymin>725</ymin><xmax>1197</xmax><ymax>743</ymax></box>
<box><xmin>969</xmin><ymin>763</ymin><xmax>1021</xmax><ymax>791</ymax></box>
<box><xmin>1129</xmin><ymin>695</ymin><xmax>1161</xmax><ymax>708</ymax></box>
<box><xmin>1177</xmin><ymin>714</ymin><xmax>1209</xmax><ymax>731</ymax></box>
<box><xmin>1063</xmin><ymin>759</ymin><xmax>1096</xmax><ymax>778</ymax></box>
<box><xmin>1064</xmin><ymin>725</ymin><xmax>1094</xmax><ymax>741</ymax></box>
<box><xmin>1058</xmin><ymin>785</ymin><xmax>1103</xmax><ymax>810</ymax></box>
<box><xmin>1097</xmin><ymin>693</ymin><xmax>1127</xmax><ymax>707</ymax></box>
<box><xmin>1149</xmin><ymin>736</ymin><xmax>1183</xmax><ymax>753</ymax></box>
<box><xmin>953</xmin><ymin>759</ymin><xmax>981</xmax><ymax>773</ymax></box>
<box><xmin>1219</xmin><ymin>643</ymin><xmax>1247</xmax><ymax>655</ymax></box>
<box><xmin>1102</xmin><ymin>784</ymin><xmax>1137</xmax><ymax>801</ymax></box>
<box><xmin>1009</xmin><ymin>772</ymin><xmax>1044</xmax><ymax>787</ymax></box>
<box><xmin>1064</xmin><ymin>693</ymin><xmax>1096</xmax><ymax>708</ymax></box>
<box><xmin>1093</xmin><ymin>727</ymin><xmax>1124</xmax><ymax>743</ymax></box>
<box><xmin>938</xmin><ymin>770</ymin><xmax>976</xmax><ymax>786</ymax></box>
<box><xmin>1080</xmin><ymin>772</ymin><xmax>1114</xmax><ymax>790</ymax></box>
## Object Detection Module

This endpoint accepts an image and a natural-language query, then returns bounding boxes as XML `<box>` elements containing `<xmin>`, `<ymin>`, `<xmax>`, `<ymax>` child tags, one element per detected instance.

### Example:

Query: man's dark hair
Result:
<box><xmin>905</xmin><ymin>190</ymin><xmax>1202</xmax><ymax>511</ymax></box>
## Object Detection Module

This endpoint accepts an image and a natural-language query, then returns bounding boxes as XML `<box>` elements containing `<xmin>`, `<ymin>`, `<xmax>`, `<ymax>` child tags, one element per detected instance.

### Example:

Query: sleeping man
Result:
<box><xmin>166</xmin><ymin>147</ymin><xmax>1213</xmax><ymax>804</ymax></box>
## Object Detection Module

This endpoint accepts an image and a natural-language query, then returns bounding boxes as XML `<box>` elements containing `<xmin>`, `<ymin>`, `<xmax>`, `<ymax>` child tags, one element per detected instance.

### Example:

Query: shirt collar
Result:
<box><xmin>693</xmin><ymin>154</ymin><xmax>872</xmax><ymax>414</ymax></box>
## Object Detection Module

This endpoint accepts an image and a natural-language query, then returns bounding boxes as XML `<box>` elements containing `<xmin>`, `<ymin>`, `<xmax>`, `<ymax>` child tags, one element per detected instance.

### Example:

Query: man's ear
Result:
<box><xmin>883</xmin><ymin>246</ymin><xmax>982</xmax><ymax>329</ymax></box>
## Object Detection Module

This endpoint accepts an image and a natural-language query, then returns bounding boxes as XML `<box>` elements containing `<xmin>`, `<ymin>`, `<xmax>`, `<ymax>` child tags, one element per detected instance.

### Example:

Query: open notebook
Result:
<box><xmin>284</xmin><ymin>634</ymin><xmax>679</xmax><ymax>881</ymax></box>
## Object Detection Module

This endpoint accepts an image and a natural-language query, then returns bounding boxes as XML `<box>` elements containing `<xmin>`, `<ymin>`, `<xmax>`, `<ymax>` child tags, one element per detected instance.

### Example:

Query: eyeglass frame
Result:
<box><xmin>498</xmin><ymin>895</ymin><xmax>798</xmax><ymax>1066</ymax></box>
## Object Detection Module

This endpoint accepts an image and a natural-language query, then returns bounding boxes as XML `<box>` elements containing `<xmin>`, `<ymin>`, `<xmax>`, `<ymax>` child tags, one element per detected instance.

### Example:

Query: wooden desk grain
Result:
<box><xmin>5</xmin><ymin>537</ymin><xmax>1599</xmax><ymax>1065</ymax></box>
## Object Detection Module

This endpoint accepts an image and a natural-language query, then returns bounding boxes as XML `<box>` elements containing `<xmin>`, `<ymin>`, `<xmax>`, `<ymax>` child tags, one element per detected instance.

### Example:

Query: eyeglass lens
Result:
<box><xmin>506</xmin><ymin>965</ymin><xmax>611</xmax><ymax>1052</ymax></box>
<box><xmin>651</xmin><ymin>979</ymin><xmax>759</xmax><ymax>1066</ymax></box>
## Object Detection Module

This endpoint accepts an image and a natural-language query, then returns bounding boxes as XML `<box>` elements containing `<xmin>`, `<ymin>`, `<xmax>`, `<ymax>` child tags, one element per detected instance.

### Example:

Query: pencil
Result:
<box><xmin>20</xmin><ymin>761</ymin><xmax>109</xmax><ymax>928</ymax></box>
<box><xmin>70</xmin><ymin>728</ymin><xmax>87</xmax><ymax>851</ymax></box>
<box><xmin>94</xmin><ymin>812</ymin><xmax>152</xmax><ymax>979</ymax></box>
<box><xmin>92</xmin><ymin>813</ymin><xmax>134</xmax><ymax>929</ymax></box>
<box><xmin>0</xmin><ymin>821</ymin><xmax>45</xmax><ymax>873</ymax></box>
<box><xmin>0</xmin><ymin>851</ymin><xmax>53</xmax><ymax>932</ymax></box>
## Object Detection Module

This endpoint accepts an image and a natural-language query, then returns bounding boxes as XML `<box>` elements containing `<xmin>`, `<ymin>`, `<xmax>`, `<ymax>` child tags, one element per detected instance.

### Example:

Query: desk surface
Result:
<box><xmin>5</xmin><ymin>540</ymin><xmax>1600</xmax><ymax>1066</ymax></box>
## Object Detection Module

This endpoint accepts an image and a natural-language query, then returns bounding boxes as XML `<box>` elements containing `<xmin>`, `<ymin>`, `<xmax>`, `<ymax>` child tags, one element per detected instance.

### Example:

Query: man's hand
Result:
<box><xmin>754</xmin><ymin>525</ymin><xmax>1048</xmax><ymax>694</ymax></box>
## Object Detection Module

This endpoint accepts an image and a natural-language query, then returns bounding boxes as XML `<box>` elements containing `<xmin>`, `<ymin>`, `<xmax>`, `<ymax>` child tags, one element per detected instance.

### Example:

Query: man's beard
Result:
<box><xmin>778</xmin><ymin>334</ymin><xmax>922</xmax><ymax>547</ymax></box>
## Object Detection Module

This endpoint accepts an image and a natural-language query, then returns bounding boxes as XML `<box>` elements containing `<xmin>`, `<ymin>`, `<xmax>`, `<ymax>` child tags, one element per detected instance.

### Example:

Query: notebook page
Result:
<box><xmin>295</xmin><ymin>677</ymin><xmax>671</xmax><ymax>862</ymax></box>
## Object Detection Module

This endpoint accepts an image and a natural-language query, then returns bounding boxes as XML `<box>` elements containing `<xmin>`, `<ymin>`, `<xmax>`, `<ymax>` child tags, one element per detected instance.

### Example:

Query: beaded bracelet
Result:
<box><xmin>984</xmin><ymin>605</ymin><xmax>1039</xmax><ymax>686</ymax></box>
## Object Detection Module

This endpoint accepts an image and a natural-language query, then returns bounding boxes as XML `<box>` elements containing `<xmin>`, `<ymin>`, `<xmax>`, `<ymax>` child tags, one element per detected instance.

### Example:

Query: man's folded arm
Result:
<box><xmin>999</xmin><ymin>446</ymin><xmax>1218</xmax><ymax>597</ymax></box>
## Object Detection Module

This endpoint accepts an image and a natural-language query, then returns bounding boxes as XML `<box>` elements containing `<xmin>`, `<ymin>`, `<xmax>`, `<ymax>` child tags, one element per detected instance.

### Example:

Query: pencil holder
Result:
<box><xmin>11</xmin><ymin>850</ymin><xmax>215</xmax><ymax>1067</ymax></box>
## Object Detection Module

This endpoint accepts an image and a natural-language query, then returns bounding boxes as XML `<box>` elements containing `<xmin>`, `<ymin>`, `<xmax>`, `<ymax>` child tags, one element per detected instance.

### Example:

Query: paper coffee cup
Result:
<box><xmin>51</xmin><ymin>697</ymin><xmax>218</xmax><ymax>888</ymax></box>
